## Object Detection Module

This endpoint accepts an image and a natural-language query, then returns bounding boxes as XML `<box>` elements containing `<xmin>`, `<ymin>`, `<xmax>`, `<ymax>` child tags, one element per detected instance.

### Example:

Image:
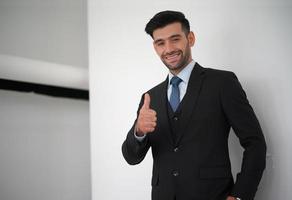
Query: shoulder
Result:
<box><xmin>197</xmin><ymin>63</ymin><xmax>238</xmax><ymax>84</ymax></box>
<box><xmin>203</xmin><ymin>66</ymin><xmax>236</xmax><ymax>80</ymax></box>
<box><xmin>146</xmin><ymin>79</ymin><xmax>167</xmax><ymax>96</ymax></box>
<box><xmin>136</xmin><ymin>80</ymin><xmax>167</xmax><ymax>107</ymax></box>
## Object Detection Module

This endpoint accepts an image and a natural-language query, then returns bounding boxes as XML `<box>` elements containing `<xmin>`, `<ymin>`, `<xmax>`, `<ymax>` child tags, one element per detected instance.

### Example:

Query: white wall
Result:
<box><xmin>0</xmin><ymin>90</ymin><xmax>91</xmax><ymax>200</ymax></box>
<box><xmin>0</xmin><ymin>0</ymin><xmax>88</xmax><ymax>68</ymax></box>
<box><xmin>89</xmin><ymin>0</ymin><xmax>292</xmax><ymax>199</ymax></box>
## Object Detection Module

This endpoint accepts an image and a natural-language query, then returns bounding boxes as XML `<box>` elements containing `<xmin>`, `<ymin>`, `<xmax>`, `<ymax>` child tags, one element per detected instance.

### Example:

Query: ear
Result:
<box><xmin>188</xmin><ymin>31</ymin><xmax>195</xmax><ymax>47</ymax></box>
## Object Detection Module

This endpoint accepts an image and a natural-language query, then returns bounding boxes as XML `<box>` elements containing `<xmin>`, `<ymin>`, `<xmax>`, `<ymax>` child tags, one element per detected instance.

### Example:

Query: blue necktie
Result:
<box><xmin>170</xmin><ymin>76</ymin><xmax>182</xmax><ymax>112</ymax></box>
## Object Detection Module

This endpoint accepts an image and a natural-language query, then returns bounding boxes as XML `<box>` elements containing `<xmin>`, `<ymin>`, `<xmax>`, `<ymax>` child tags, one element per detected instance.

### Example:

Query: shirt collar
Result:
<box><xmin>168</xmin><ymin>60</ymin><xmax>196</xmax><ymax>85</ymax></box>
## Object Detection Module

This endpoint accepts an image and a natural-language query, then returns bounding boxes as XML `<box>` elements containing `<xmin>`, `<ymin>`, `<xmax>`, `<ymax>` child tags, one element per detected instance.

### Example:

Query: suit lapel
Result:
<box><xmin>175</xmin><ymin>63</ymin><xmax>206</xmax><ymax>146</ymax></box>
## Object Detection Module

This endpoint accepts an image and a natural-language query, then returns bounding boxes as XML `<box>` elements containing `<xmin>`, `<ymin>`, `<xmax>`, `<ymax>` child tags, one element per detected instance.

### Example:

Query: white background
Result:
<box><xmin>88</xmin><ymin>0</ymin><xmax>292</xmax><ymax>199</ymax></box>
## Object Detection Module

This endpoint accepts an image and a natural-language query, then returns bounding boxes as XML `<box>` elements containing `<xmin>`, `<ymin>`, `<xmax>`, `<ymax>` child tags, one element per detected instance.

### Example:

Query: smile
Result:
<box><xmin>165</xmin><ymin>52</ymin><xmax>181</xmax><ymax>60</ymax></box>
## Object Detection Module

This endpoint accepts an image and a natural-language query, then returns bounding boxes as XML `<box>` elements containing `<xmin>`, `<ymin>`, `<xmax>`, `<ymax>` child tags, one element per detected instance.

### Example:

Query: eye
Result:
<box><xmin>172</xmin><ymin>38</ymin><xmax>180</xmax><ymax>42</ymax></box>
<box><xmin>156</xmin><ymin>42</ymin><xmax>164</xmax><ymax>46</ymax></box>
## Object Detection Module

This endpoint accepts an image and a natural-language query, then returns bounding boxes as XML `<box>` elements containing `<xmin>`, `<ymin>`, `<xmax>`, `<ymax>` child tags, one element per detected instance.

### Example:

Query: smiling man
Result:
<box><xmin>122</xmin><ymin>11</ymin><xmax>266</xmax><ymax>200</ymax></box>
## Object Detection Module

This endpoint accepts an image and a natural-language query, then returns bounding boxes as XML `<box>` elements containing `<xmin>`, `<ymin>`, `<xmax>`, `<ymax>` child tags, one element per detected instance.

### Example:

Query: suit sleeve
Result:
<box><xmin>220</xmin><ymin>72</ymin><xmax>266</xmax><ymax>200</ymax></box>
<box><xmin>122</xmin><ymin>94</ymin><xmax>151</xmax><ymax>165</ymax></box>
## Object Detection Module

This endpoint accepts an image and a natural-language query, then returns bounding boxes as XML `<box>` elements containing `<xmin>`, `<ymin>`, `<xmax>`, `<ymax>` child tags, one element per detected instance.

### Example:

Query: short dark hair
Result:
<box><xmin>145</xmin><ymin>10</ymin><xmax>190</xmax><ymax>38</ymax></box>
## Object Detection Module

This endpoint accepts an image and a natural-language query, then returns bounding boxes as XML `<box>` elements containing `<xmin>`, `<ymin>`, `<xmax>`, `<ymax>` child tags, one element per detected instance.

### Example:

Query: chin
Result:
<box><xmin>170</xmin><ymin>62</ymin><xmax>184</xmax><ymax>69</ymax></box>
<box><xmin>162</xmin><ymin>59</ymin><xmax>184</xmax><ymax>72</ymax></box>
<box><xmin>168</xmin><ymin>66</ymin><xmax>183</xmax><ymax>73</ymax></box>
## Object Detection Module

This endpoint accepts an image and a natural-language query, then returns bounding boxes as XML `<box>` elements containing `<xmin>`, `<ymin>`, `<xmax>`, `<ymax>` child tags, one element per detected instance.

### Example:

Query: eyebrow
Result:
<box><xmin>169</xmin><ymin>34</ymin><xmax>182</xmax><ymax>39</ymax></box>
<box><xmin>154</xmin><ymin>34</ymin><xmax>182</xmax><ymax>44</ymax></box>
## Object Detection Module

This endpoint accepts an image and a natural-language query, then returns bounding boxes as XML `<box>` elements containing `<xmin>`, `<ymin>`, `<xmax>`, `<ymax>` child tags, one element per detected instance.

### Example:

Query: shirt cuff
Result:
<box><xmin>134</xmin><ymin>130</ymin><xmax>146</xmax><ymax>142</ymax></box>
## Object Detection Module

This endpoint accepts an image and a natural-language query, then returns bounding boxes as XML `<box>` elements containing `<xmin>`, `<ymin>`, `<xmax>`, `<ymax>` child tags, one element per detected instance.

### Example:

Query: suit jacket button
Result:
<box><xmin>172</xmin><ymin>170</ymin><xmax>179</xmax><ymax>177</ymax></box>
<box><xmin>174</xmin><ymin>147</ymin><xmax>179</xmax><ymax>152</ymax></box>
<box><xmin>173</xmin><ymin>116</ymin><xmax>179</xmax><ymax>121</ymax></box>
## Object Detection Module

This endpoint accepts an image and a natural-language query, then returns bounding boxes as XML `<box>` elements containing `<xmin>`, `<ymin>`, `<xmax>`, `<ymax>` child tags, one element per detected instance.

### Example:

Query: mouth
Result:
<box><xmin>164</xmin><ymin>52</ymin><xmax>181</xmax><ymax>63</ymax></box>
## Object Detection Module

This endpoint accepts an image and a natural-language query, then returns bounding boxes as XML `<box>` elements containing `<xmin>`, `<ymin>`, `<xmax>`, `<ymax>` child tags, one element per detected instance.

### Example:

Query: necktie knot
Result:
<box><xmin>170</xmin><ymin>76</ymin><xmax>182</xmax><ymax>87</ymax></box>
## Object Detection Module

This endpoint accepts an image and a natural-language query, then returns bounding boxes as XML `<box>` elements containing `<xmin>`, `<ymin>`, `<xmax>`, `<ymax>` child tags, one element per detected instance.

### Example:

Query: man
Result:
<box><xmin>122</xmin><ymin>11</ymin><xmax>266</xmax><ymax>200</ymax></box>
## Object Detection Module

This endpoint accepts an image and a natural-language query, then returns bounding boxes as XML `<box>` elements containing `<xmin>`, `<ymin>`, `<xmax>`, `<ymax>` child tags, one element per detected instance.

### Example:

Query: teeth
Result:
<box><xmin>166</xmin><ymin>53</ymin><xmax>179</xmax><ymax>59</ymax></box>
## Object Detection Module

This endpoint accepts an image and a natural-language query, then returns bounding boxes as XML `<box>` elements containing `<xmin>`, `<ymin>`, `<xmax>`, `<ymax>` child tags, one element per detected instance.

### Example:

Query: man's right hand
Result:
<box><xmin>136</xmin><ymin>93</ymin><xmax>157</xmax><ymax>136</ymax></box>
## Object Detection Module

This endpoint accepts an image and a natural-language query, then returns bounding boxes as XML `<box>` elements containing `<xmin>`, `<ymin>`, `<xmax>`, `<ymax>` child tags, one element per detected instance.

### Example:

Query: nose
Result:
<box><xmin>165</xmin><ymin>41</ymin><xmax>175</xmax><ymax>54</ymax></box>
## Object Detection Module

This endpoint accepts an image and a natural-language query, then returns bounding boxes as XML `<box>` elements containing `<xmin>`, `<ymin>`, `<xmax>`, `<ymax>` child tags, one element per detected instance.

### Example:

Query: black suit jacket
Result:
<box><xmin>122</xmin><ymin>63</ymin><xmax>266</xmax><ymax>200</ymax></box>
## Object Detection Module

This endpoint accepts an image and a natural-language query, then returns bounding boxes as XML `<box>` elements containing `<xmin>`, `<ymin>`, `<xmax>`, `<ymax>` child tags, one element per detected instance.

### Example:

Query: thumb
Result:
<box><xmin>142</xmin><ymin>93</ymin><xmax>151</xmax><ymax>109</ymax></box>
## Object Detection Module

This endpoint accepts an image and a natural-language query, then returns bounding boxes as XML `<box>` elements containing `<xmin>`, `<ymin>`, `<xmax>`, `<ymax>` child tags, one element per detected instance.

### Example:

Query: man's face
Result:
<box><xmin>152</xmin><ymin>22</ymin><xmax>195</xmax><ymax>75</ymax></box>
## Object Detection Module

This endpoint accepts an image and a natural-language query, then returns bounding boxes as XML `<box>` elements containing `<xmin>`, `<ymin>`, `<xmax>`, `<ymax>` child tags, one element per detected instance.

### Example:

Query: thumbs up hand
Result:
<box><xmin>136</xmin><ymin>93</ymin><xmax>157</xmax><ymax>136</ymax></box>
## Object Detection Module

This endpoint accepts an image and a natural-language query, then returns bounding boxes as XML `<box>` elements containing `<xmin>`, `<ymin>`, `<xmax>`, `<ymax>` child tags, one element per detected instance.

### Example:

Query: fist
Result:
<box><xmin>136</xmin><ymin>93</ymin><xmax>157</xmax><ymax>136</ymax></box>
